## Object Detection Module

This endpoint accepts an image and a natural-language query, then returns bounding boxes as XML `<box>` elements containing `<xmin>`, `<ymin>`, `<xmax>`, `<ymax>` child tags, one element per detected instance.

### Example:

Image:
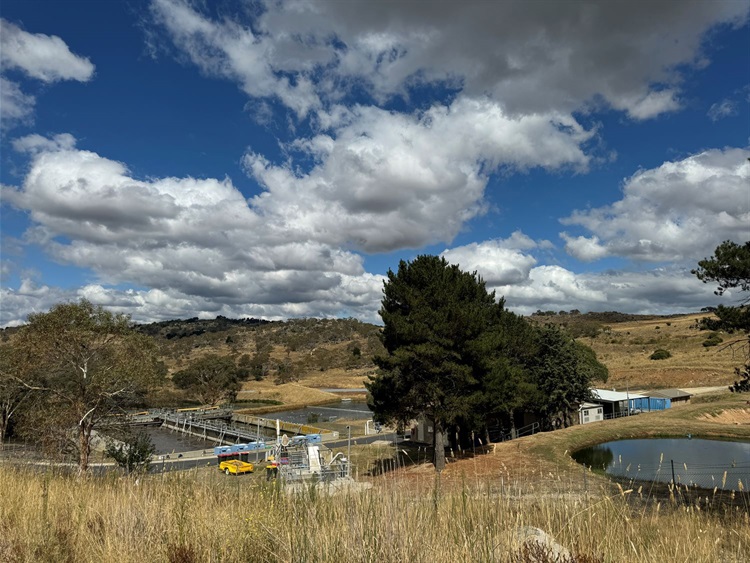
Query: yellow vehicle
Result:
<box><xmin>219</xmin><ymin>459</ymin><xmax>254</xmax><ymax>475</ymax></box>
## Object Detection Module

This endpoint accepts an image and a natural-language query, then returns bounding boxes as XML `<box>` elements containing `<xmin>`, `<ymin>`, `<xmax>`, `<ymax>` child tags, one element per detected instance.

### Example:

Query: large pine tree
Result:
<box><xmin>367</xmin><ymin>255</ymin><xmax>511</xmax><ymax>471</ymax></box>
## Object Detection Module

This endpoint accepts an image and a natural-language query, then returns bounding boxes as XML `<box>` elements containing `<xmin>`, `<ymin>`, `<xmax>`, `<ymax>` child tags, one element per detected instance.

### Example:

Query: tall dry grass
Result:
<box><xmin>1</xmin><ymin>465</ymin><xmax>748</xmax><ymax>563</ymax></box>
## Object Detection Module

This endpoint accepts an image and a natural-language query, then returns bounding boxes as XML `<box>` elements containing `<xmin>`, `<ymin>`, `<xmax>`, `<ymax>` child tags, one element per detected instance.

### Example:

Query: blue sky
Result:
<box><xmin>1</xmin><ymin>0</ymin><xmax>749</xmax><ymax>326</ymax></box>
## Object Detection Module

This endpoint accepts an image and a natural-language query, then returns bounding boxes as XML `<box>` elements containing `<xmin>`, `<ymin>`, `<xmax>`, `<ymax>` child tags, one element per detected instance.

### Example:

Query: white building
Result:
<box><xmin>578</xmin><ymin>402</ymin><xmax>604</xmax><ymax>424</ymax></box>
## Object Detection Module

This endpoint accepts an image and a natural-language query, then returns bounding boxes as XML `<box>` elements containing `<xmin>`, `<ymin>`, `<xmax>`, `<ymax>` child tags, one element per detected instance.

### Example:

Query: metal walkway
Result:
<box><xmin>159</xmin><ymin>412</ymin><xmax>264</xmax><ymax>444</ymax></box>
<box><xmin>123</xmin><ymin>407</ymin><xmax>336</xmax><ymax>446</ymax></box>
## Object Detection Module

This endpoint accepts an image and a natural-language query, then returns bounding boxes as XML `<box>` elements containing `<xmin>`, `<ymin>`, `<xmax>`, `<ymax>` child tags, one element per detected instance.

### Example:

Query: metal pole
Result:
<box><xmin>346</xmin><ymin>425</ymin><xmax>351</xmax><ymax>477</ymax></box>
<box><xmin>626</xmin><ymin>385</ymin><xmax>630</xmax><ymax>416</ymax></box>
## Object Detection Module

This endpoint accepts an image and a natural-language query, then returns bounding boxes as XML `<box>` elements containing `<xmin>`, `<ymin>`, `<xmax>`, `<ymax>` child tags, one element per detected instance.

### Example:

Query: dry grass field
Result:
<box><xmin>296</xmin><ymin>367</ymin><xmax>373</xmax><ymax>390</ymax></box>
<box><xmin>2</xmin><ymin>391</ymin><xmax>749</xmax><ymax>562</ymax></box>
<box><xmin>235</xmin><ymin>381</ymin><xmax>340</xmax><ymax>410</ymax></box>
<box><xmin>575</xmin><ymin>313</ymin><xmax>742</xmax><ymax>390</ymax></box>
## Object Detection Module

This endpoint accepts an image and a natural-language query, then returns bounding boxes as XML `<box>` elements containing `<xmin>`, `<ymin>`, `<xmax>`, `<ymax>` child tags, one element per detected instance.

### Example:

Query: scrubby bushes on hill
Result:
<box><xmin>650</xmin><ymin>349</ymin><xmax>672</xmax><ymax>360</ymax></box>
<box><xmin>702</xmin><ymin>332</ymin><xmax>724</xmax><ymax>347</ymax></box>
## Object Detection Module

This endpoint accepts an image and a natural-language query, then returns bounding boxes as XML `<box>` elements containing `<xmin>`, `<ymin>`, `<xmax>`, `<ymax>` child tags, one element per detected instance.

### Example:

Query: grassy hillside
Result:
<box><xmin>5</xmin><ymin>310</ymin><xmax>740</xmax><ymax>406</ymax></box>
<box><xmin>139</xmin><ymin>317</ymin><xmax>383</xmax><ymax>406</ymax></box>
<box><xmin>531</xmin><ymin>312</ymin><xmax>741</xmax><ymax>389</ymax></box>
<box><xmin>141</xmin><ymin>310</ymin><xmax>743</xmax><ymax>404</ymax></box>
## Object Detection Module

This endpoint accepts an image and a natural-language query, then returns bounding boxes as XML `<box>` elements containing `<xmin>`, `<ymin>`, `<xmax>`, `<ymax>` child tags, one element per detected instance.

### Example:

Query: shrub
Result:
<box><xmin>568</xmin><ymin>320</ymin><xmax>601</xmax><ymax>339</ymax></box>
<box><xmin>650</xmin><ymin>349</ymin><xmax>671</xmax><ymax>360</ymax></box>
<box><xmin>702</xmin><ymin>333</ymin><xmax>723</xmax><ymax>347</ymax></box>
<box><xmin>105</xmin><ymin>431</ymin><xmax>155</xmax><ymax>474</ymax></box>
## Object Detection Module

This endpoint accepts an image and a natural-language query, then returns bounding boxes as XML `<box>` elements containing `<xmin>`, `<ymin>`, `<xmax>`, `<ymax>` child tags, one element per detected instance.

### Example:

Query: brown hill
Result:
<box><xmin>530</xmin><ymin>311</ymin><xmax>741</xmax><ymax>389</ymax></box>
<box><xmin>139</xmin><ymin>310</ymin><xmax>743</xmax><ymax>402</ymax></box>
<box><xmin>142</xmin><ymin>317</ymin><xmax>383</xmax><ymax>400</ymax></box>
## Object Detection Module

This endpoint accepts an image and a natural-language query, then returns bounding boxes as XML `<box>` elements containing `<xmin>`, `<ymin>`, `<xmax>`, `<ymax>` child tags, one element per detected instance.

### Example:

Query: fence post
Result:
<box><xmin>671</xmin><ymin>459</ymin><xmax>676</xmax><ymax>485</ymax></box>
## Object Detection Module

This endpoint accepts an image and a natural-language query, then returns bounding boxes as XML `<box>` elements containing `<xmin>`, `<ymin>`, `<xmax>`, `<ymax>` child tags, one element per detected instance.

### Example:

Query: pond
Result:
<box><xmin>258</xmin><ymin>400</ymin><xmax>373</xmax><ymax>425</ymax></box>
<box><xmin>141</xmin><ymin>426</ymin><xmax>217</xmax><ymax>455</ymax></box>
<box><xmin>572</xmin><ymin>438</ymin><xmax>750</xmax><ymax>491</ymax></box>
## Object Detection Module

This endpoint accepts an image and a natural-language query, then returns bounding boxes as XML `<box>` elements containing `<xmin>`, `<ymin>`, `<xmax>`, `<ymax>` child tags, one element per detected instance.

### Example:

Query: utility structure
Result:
<box><xmin>269</xmin><ymin>433</ymin><xmax>350</xmax><ymax>484</ymax></box>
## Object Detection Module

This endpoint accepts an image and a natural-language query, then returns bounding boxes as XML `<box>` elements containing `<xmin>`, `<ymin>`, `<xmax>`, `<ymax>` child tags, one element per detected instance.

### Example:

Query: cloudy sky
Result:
<box><xmin>1</xmin><ymin>0</ymin><xmax>749</xmax><ymax>327</ymax></box>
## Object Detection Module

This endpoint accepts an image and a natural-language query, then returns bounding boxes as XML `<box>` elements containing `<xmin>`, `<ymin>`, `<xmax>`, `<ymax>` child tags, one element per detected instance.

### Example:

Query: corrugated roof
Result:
<box><xmin>579</xmin><ymin>402</ymin><xmax>602</xmax><ymax>409</ymax></box>
<box><xmin>591</xmin><ymin>389</ymin><xmax>647</xmax><ymax>402</ymax></box>
<box><xmin>648</xmin><ymin>388</ymin><xmax>692</xmax><ymax>399</ymax></box>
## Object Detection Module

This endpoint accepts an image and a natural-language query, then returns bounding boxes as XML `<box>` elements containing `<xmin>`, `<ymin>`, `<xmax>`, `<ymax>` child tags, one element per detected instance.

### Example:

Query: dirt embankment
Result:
<box><xmin>699</xmin><ymin>408</ymin><xmax>750</xmax><ymax>425</ymax></box>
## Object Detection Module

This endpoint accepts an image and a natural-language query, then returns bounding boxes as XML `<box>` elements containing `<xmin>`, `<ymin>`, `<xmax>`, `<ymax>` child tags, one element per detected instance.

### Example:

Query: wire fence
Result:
<box><xmin>602</xmin><ymin>458</ymin><xmax>750</xmax><ymax>492</ymax></box>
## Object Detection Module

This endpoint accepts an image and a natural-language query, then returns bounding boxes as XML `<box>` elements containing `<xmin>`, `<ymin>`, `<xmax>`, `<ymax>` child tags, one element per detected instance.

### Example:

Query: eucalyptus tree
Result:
<box><xmin>0</xmin><ymin>342</ymin><xmax>33</xmax><ymax>449</ymax></box>
<box><xmin>524</xmin><ymin>324</ymin><xmax>606</xmax><ymax>429</ymax></box>
<box><xmin>16</xmin><ymin>300</ymin><xmax>163</xmax><ymax>473</ymax></box>
<box><xmin>172</xmin><ymin>353</ymin><xmax>242</xmax><ymax>405</ymax></box>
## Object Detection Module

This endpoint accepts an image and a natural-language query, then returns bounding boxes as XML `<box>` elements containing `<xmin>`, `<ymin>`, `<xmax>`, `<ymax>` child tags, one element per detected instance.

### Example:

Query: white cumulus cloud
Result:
<box><xmin>0</xmin><ymin>76</ymin><xmax>35</xmax><ymax>129</ymax></box>
<box><xmin>561</xmin><ymin>148</ymin><xmax>750</xmax><ymax>262</ymax></box>
<box><xmin>0</xmin><ymin>135</ymin><xmax>385</xmax><ymax>327</ymax></box>
<box><xmin>440</xmin><ymin>234</ymin><xmax>539</xmax><ymax>286</ymax></box>
<box><xmin>492</xmin><ymin>265</ymin><xmax>722</xmax><ymax>316</ymax></box>
<box><xmin>0</xmin><ymin>19</ymin><xmax>94</xmax><ymax>82</ymax></box>
<box><xmin>246</xmin><ymin>97</ymin><xmax>593</xmax><ymax>253</ymax></box>
<box><xmin>150</xmin><ymin>0</ymin><xmax>748</xmax><ymax>120</ymax></box>
<box><xmin>12</xmin><ymin>132</ymin><xmax>77</xmax><ymax>154</ymax></box>
<box><xmin>0</xmin><ymin>19</ymin><xmax>95</xmax><ymax>130</ymax></box>
<box><xmin>150</xmin><ymin>0</ymin><xmax>320</xmax><ymax>117</ymax></box>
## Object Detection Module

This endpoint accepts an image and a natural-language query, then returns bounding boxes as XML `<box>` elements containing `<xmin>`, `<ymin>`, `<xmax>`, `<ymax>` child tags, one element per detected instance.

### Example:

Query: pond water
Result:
<box><xmin>258</xmin><ymin>400</ymin><xmax>372</xmax><ymax>424</ymax></box>
<box><xmin>141</xmin><ymin>426</ymin><xmax>218</xmax><ymax>455</ymax></box>
<box><xmin>572</xmin><ymin>438</ymin><xmax>750</xmax><ymax>491</ymax></box>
